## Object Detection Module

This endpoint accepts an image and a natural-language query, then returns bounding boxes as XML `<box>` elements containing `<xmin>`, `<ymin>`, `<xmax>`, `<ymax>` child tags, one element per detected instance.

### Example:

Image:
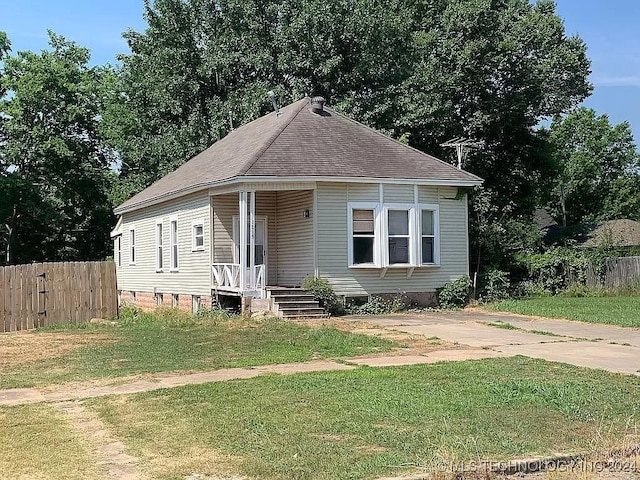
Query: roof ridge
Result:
<box><xmin>323</xmin><ymin>105</ymin><xmax>483</xmax><ymax>182</ymax></box>
<box><xmin>239</xmin><ymin>97</ymin><xmax>309</xmax><ymax>176</ymax></box>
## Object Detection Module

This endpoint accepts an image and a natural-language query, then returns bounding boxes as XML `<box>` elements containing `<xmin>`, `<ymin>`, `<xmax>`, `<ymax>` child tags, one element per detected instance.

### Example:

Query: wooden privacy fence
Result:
<box><xmin>0</xmin><ymin>261</ymin><xmax>117</xmax><ymax>333</ymax></box>
<box><xmin>581</xmin><ymin>256</ymin><xmax>640</xmax><ymax>289</ymax></box>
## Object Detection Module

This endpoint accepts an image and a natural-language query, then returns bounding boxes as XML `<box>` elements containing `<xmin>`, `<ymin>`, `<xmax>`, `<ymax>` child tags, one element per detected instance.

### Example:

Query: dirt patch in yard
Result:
<box><xmin>0</xmin><ymin>331</ymin><xmax>114</xmax><ymax>368</ymax></box>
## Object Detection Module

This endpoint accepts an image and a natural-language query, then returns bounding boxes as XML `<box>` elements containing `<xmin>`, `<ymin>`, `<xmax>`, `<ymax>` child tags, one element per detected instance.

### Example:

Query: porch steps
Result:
<box><xmin>266</xmin><ymin>288</ymin><xmax>326</xmax><ymax>319</ymax></box>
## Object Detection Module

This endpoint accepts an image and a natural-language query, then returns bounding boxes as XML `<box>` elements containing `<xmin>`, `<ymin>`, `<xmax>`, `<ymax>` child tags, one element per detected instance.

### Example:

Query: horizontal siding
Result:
<box><xmin>276</xmin><ymin>190</ymin><xmax>315</xmax><ymax>286</ymax></box>
<box><xmin>317</xmin><ymin>182</ymin><xmax>469</xmax><ymax>296</ymax></box>
<box><xmin>383</xmin><ymin>183</ymin><xmax>414</xmax><ymax>203</ymax></box>
<box><xmin>347</xmin><ymin>183</ymin><xmax>378</xmax><ymax>202</ymax></box>
<box><xmin>419</xmin><ymin>185</ymin><xmax>439</xmax><ymax>203</ymax></box>
<box><xmin>117</xmin><ymin>191</ymin><xmax>211</xmax><ymax>296</ymax></box>
<box><xmin>212</xmin><ymin>192</ymin><xmax>278</xmax><ymax>285</ymax></box>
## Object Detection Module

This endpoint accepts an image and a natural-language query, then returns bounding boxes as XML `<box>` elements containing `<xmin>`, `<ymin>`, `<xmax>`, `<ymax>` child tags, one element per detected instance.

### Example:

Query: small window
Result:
<box><xmin>388</xmin><ymin>210</ymin><xmax>410</xmax><ymax>264</ymax></box>
<box><xmin>192</xmin><ymin>295</ymin><xmax>201</xmax><ymax>313</ymax></box>
<box><xmin>129</xmin><ymin>228</ymin><xmax>136</xmax><ymax>265</ymax></box>
<box><xmin>156</xmin><ymin>293</ymin><xmax>163</xmax><ymax>306</ymax></box>
<box><xmin>192</xmin><ymin>221</ymin><xmax>204</xmax><ymax>251</ymax></box>
<box><xmin>421</xmin><ymin>210</ymin><xmax>436</xmax><ymax>264</ymax></box>
<box><xmin>172</xmin><ymin>294</ymin><xmax>179</xmax><ymax>307</ymax></box>
<box><xmin>156</xmin><ymin>221</ymin><xmax>164</xmax><ymax>271</ymax></box>
<box><xmin>170</xmin><ymin>219</ymin><xmax>179</xmax><ymax>270</ymax></box>
<box><xmin>352</xmin><ymin>209</ymin><xmax>375</xmax><ymax>264</ymax></box>
<box><xmin>131</xmin><ymin>291</ymin><xmax>136</xmax><ymax>301</ymax></box>
<box><xmin>115</xmin><ymin>237</ymin><xmax>122</xmax><ymax>267</ymax></box>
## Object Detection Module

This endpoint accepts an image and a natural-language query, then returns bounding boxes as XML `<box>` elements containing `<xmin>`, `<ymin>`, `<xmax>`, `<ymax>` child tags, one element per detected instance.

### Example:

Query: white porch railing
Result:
<box><xmin>211</xmin><ymin>263</ymin><xmax>265</xmax><ymax>296</ymax></box>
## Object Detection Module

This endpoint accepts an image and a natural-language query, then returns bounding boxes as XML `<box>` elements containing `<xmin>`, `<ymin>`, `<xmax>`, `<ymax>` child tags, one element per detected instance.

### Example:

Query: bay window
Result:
<box><xmin>387</xmin><ymin>209</ymin><xmax>411</xmax><ymax>264</ymax></box>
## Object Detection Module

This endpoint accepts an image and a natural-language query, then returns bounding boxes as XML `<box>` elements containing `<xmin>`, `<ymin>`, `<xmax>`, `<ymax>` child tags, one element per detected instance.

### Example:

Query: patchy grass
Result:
<box><xmin>0</xmin><ymin>404</ymin><xmax>104</xmax><ymax>479</ymax></box>
<box><xmin>488</xmin><ymin>296</ymin><xmax>640</xmax><ymax>327</ymax></box>
<box><xmin>0</xmin><ymin>310</ymin><xmax>396</xmax><ymax>389</ymax></box>
<box><xmin>88</xmin><ymin>357</ymin><xmax>640</xmax><ymax>480</ymax></box>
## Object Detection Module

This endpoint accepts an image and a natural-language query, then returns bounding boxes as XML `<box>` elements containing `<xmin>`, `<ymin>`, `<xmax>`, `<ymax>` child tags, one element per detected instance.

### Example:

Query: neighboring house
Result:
<box><xmin>581</xmin><ymin>219</ymin><xmax>640</xmax><ymax>248</ymax></box>
<box><xmin>111</xmin><ymin>97</ymin><xmax>482</xmax><ymax>315</ymax></box>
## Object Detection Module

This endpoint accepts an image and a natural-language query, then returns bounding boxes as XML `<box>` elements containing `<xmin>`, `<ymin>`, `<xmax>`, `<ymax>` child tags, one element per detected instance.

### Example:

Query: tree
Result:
<box><xmin>0</xmin><ymin>32</ymin><xmax>115</xmax><ymax>264</ymax></box>
<box><xmin>547</xmin><ymin>107</ymin><xmax>640</xmax><ymax>226</ymax></box>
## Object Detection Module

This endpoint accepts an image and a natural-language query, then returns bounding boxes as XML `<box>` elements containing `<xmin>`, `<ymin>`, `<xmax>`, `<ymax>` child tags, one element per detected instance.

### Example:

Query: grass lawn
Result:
<box><xmin>0</xmin><ymin>311</ymin><xmax>395</xmax><ymax>389</ymax></box>
<box><xmin>88</xmin><ymin>357</ymin><xmax>640</xmax><ymax>480</ymax></box>
<box><xmin>0</xmin><ymin>404</ymin><xmax>103</xmax><ymax>480</ymax></box>
<box><xmin>488</xmin><ymin>296</ymin><xmax>640</xmax><ymax>327</ymax></box>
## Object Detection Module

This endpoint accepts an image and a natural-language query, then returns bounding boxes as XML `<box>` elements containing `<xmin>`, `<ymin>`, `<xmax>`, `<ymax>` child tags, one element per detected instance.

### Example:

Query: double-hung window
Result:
<box><xmin>387</xmin><ymin>209</ymin><xmax>411</xmax><ymax>265</ymax></box>
<box><xmin>170</xmin><ymin>218</ymin><xmax>179</xmax><ymax>271</ymax></box>
<box><xmin>115</xmin><ymin>236</ymin><xmax>122</xmax><ymax>267</ymax></box>
<box><xmin>421</xmin><ymin>209</ymin><xmax>437</xmax><ymax>264</ymax></box>
<box><xmin>351</xmin><ymin>208</ymin><xmax>376</xmax><ymax>265</ymax></box>
<box><xmin>156</xmin><ymin>221</ymin><xmax>164</xmax><ymax>272</ymax></box>
<box><xmin>129</xmin><ymin>228</ymin><xmax>136</xmax><ymax>265</ymax></box>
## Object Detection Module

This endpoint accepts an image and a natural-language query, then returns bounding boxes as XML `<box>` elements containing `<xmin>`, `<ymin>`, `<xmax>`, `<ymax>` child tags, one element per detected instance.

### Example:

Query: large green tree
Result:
<box><xmin>0</xmin><ymin>32</ymin><xmax>115</xmax><ymax>264</ymax></box>
<box><xmin>546</xmin><ymin>107</ymin><xmax>640</xmax><ymax>226</ymax></box>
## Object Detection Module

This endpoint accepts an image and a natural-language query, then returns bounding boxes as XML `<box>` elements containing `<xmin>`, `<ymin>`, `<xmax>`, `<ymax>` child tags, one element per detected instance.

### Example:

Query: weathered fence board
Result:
<box><xmin>0</xmin><ymin>261</ymin><xmax>117</xmax><ymax>333</ymax></box>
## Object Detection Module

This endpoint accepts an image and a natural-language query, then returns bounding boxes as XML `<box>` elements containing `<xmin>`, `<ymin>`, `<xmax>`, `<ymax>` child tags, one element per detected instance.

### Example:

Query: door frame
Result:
<box><xmin>232</xmin><ymin>215</ymin><xmax>268</xmax><ymax>273</ymax></box>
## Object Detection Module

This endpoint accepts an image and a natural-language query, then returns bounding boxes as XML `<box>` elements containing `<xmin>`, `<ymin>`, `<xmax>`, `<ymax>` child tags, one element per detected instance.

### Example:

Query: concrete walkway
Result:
<box><xmin>350</xmin><ymin>310</ymin><xmax>640</xmax><ymax>376</ymax></box>
<box><xmin>0</xmin><ymin>349</ymin><xmax>505</xmax><ymax>407</ymax></box>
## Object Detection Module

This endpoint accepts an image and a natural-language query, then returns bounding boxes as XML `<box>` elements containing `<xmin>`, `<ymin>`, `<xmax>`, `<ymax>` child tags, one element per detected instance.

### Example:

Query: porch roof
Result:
<box><xmin>115</xmin><ymin>97</ymin><xmax>482</xmax><ymax>214</ymax></box>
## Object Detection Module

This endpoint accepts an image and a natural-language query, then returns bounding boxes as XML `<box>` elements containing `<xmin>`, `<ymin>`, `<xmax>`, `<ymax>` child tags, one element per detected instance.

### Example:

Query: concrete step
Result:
<box><xmin>268</xmin><ymin>289</ymin><xmax>307</xmax><ymax>297</ymax></box>
<box><xmin>285</xmin><ymin>313</ymin><xmax>327</xmax><ymax>319</ymax></box>
<box><xmin>278</xmin><ymin>307</ymin><xmax>325</xmax><ymax>316</ymax></box>
<box><xmin>275</xmin><ymin>301</ymin><xmax>321</xmax><ymax>309</ymax></box>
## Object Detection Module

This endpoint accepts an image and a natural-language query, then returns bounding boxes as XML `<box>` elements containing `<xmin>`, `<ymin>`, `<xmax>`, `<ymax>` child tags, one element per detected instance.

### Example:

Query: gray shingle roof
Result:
<box><xmin>116</xmin><ymin>97</ymin><xmax>482</xmax><ymax>213</ymax></box>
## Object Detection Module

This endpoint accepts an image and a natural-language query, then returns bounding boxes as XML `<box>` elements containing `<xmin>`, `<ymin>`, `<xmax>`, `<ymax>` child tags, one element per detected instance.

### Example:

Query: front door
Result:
<box><xmin>233</xmin><ymin>216</ymin><xmax>267</xmax><ymax>275</ymax></box>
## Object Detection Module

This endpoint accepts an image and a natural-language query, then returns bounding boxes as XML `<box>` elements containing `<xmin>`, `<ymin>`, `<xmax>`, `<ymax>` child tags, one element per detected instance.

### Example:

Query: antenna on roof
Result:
<box><xmin>228</xmin><ymin>111</ymin><xmax>234</xmax><ymax>131</ymax></box>
<box><xmin>267</xmin><ymin>90</ymin><xmax>281</xmax><ymax>118</ymax></box>
<box><xmin>440</xmin><ymin>137</ymin><xmax>483</xmax><ymax>169</ymax></box>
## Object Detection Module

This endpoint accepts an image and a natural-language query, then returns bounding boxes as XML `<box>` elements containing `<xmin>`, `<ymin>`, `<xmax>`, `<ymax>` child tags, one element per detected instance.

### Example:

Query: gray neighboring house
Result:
<box><xmin>111</xmin><ymin>97</ymin><xmax>483</xmax><ymax>315</ymax></box>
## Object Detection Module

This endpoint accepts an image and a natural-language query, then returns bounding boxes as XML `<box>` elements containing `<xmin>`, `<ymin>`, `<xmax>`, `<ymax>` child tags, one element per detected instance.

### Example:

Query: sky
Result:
<box><xmin>1</xmin><ymin>0</ymin><xmax>640</xmax><ymax>140</ymax></box>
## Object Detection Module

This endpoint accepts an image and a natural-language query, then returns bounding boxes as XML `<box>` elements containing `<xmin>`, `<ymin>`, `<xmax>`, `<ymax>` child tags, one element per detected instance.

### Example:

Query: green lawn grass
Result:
<box><xmin>0</xmin><ymin>312</ymin><xmax>395</xmax><ymax>389</ymax></box>
<box><xmin>88</xmin><ymin>357</ymin><xmax>640</xmax><ymax>480</ymax></box>
<box><xmin>488</xmin><ymin>296</ymin><xmax>640</xmax><ymax>327</ymax></box>
<box><xmin>0</xmin><ymin>404</ymin><xmax>104</xmax><ymax>480</ymax></box>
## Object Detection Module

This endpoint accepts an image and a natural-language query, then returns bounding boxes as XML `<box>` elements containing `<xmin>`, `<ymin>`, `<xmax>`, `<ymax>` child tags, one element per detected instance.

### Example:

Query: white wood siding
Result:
<box><xmin>317</xmin><ymin>182</ymin><xmax>469</xmax><ymax>296</ymax></box>
<box><xmin>275</xmin><ymin>190</ymin><xmax>315</xmax><ymax>286</ymax></box>
<box><xmin>117</xmin><ymin>191</ymin><xmax>211</xmax><ymax>295</ymax></box>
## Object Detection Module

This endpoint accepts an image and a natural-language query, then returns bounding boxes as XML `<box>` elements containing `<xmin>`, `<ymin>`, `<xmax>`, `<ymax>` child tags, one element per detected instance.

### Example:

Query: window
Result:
<box><xmin>115</xmin><ymin>236</ymin><xmax>122</xmax><ymax>267</ymax></box>
<box><xmin>348</xmin><ymin>201</ymin><xmax>439</xmax><ymax>268</ymax></box>
<box><xmin>131</xmin><ymin>291</ymin><xmax>136</xmax><ymax>301</ymax></box>
<box><xmin>192</xmin><ymin>220</ymin><xmax>204</xmax><ymax>251</ymax></box>
<box><xmin>352</xmin><ymin>209</ymin><xmax>375</xmax><ymax>264</ymax></box>
<box><xmin>387</xmin><ymin>209</ymin><xmax>410</xmax><ymax>264</ymax></box>
<box><xmin>192</xmin><ymin>295</ymin><xmax>201</xmax><ymax>313</ymax></box>
<box><xmin>421</xmin><ymin>209</ymin><xmax>436</xmax><ymax>264</ymax></box>
<box><xmin>156</xmin><ymin>293</ymin><xmax>163</xmax><ymax>306</ymax></box>
<box><xmin>129</xmin><ymin>228</ymin><xmax>136</xmax><ymax>265</ymax></box>
<box><xmin>170</xmin><ymin>219</ymin><xmax>178</xmax><ymax>271</ymax></box>
<box><xmin>156</xmin><ymin>221</ymin><xmax>164</xmax><ymax>271</ymax></box>
<box><xmin>172</xmin><ymin>294</ymin><xmax>179</xmax><ymax>307</ymax></box>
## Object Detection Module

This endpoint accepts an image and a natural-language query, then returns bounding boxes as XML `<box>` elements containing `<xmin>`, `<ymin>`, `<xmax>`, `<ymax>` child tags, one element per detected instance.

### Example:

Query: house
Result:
<box><xmin>111</xmin><ymin>96</ymin><xmax>483</xmax><ymax>315</ymax></box>
<box><xmin>581</xmin><ymin>219</ymin><xmax>640</xmax><ymax>248</ymax></box>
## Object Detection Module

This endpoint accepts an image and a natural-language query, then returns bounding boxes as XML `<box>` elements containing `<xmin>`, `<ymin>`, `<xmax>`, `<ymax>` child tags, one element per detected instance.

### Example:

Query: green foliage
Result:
<box><xmin>118</xmin><ymin>304</ymin><xmax>230</xmax><ymax>327</ymax></box>
<box><xmin>349</xmin><ymin>294</ymin><xmax>405</xmax><ymax>315</ymax></box>
<box><xmin>0</xmin><ymin>32</ymin><xmax>115</xmax><ymax>264</ymax></box>
<box><xmin>437</xmin><ymin>275</ymin><xmax>472</xmax><ymax>309</ymax></box>
<box><xmin>515</xmin><ymin>247</ymin><xmax>589</xmax><ymax>295</ymax></box>
<box><xmin>479</xmin><ymin>269</ymin><xmax>511</xmax><ymax>303</ymax></box>
<box><xmin>302</xmin><ymin>276</ymin><xmax>344</xmax><ymax>316</ymax></box>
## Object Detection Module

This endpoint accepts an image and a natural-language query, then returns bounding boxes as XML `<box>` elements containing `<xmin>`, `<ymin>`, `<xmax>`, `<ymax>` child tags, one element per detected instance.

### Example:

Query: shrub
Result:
<box><xmin>302</xmin><ymin>276</ymin><xmax>344</xmax><ymax>316</ymax></box>
<box><xmin>437</xmin><ymin>275</ymin><xmax>472</xmax><ymax>309</ymax></box>
<box><xmin>479</xmin><ymin>269</ymin><xmax>511</xmax><ymax>303</ymax></box>
<box><xmin>349</xmin><ymin>294</ymin><xmax>406</xmax><ymax>315</ymax></box>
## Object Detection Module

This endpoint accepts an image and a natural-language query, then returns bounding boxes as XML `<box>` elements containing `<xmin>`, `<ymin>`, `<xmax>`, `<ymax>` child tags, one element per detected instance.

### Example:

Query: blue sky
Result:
<box><xmin>2</xmin><ymin>0</ymin><xmax>639</xmax><ymax>140</ymax></box>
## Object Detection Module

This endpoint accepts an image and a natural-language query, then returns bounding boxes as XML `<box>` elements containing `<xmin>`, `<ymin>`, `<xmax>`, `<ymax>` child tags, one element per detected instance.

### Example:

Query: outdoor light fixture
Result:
<box><xmin>303</xmin><ymin>209</ymin><xmax>310</xmax><ymax>218</ymax></box>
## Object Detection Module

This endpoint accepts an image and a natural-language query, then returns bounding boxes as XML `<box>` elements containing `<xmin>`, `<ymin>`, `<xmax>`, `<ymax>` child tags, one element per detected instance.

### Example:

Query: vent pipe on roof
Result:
<box><xmin>311</xmin><ymin>96</ymin><xmax>325</xmax><ymax>114</ymax></box>
<box><xmin>267</xmin><ymin>90</ymin><xmax>281</xmax><ymax>117</ymax></box>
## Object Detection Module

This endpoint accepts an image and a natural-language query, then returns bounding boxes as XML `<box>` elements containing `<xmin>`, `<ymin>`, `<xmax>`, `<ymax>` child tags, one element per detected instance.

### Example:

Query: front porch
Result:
<box><xmin>209</xmin><ymin>186</ymin><xmax>317</xmax><ymax>300</ymax></box>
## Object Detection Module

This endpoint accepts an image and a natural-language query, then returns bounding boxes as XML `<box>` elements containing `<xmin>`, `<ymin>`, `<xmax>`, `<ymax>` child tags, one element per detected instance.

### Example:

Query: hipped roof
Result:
<box><xmin>116</xmin><ymin>97</ymin><xmax>482</xmax><ymax>214</ymax></box>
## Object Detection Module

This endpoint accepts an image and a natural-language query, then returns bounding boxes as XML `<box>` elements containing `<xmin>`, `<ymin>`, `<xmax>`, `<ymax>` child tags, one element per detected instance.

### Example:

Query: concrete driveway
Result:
<box><xmin>349</xmin><ymin>310</ymin><xmax>640</xmax><ymax>375</ymax></box>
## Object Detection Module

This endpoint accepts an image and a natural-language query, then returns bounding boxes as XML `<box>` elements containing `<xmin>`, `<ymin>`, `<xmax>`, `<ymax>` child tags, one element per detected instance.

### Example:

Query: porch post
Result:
<box><xmin>239</xmin><ymin>190</ymin><xmax>247</xmax><ymax>292</ymax></box>
<box><xmin>249</xmin><ymin>190</ymin><xmax>256</xmax><ymax>290</ymax></box>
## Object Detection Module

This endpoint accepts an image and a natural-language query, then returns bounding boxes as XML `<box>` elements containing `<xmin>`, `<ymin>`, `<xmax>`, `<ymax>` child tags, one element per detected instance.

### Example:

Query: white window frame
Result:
<box><xmin>172</xmin><ymin>294</ymin><xmax>179</xmax><ymax>307</ymax></box>
<box><xmin>384</xmin><ymin>204</ymin><xmax>416</xmax><ymax>267</ymax></box>
<box><xmin>128</xmin><ymin>227</ymin><xmax>136</xmax><ymax>265</ymax></box>
<box><xmin>419</xmin><ymin>204</ymin><xmax>440</xmax><ymax>266</ymax></box>
<box><xmin>346</xmin><ymin>201</ymin><xmax>441</xmax><ymax>269</ymax></box>
<box><xmin>192</xmin><ymin>219</ymin><xmax>205</xmax><ymax>252</ymax></box>
<box><xmin>156</xmin><ymin>220</ymin><xmax>164</xmax><ymax>272</ymax></box>
<box><xmin>192</xmin><ymin>295</ymin><xmax>201</xmax><ymax>313</ymax></box>
<box><xmin>347</xmin><ymin>202</ymin><xmax>381</xmax><ymax>268</ymax></box>
<box><xmin>170</xmin><ymin>217</ymin><xmax>179</xmax><ymax>272</ymax></box>
<box><xmin>115</xmin><ymin>236</ymin><xmax>122</xmax><ymax>267</ymax></box>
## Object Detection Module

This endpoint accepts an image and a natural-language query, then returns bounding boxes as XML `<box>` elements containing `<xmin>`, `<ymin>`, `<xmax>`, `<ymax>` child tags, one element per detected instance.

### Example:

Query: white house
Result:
<box><xmin>111</xmin><ymin>97</ymin><xmax>482</xmax><ymax>316</ymax></box>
